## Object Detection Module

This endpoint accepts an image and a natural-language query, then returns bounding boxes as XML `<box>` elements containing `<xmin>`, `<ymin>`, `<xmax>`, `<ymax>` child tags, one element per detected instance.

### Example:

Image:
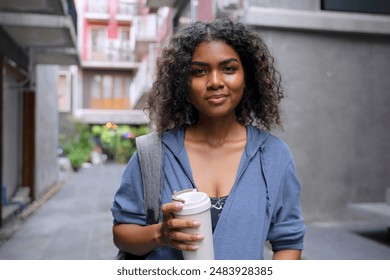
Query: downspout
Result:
<box><xmin>190</xmin><ymin>0</ymin><xmax>198</xmax><ymax>22</ymax></box>
<box><xmin>0</xmin><ymin>53</ymin><xmax>4</xmax><ymax>227</ymax></box>
<box><xmin>21</xmin><ymin>47</ymin><xmax>36</xmax><ymax>201</ymax></box>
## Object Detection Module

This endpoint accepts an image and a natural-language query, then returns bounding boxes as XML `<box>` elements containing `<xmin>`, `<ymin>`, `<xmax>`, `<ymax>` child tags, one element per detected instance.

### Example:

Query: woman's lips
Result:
<box><xmin>207</xmin><ymin>94</ymin><xmax>228</xmax><ymax>105</ymax></box>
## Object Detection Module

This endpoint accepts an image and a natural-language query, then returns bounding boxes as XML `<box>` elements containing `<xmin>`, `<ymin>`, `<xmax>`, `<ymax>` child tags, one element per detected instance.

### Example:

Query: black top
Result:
<box><xmin>210</xmin><ymin>195</ymin><xmax>228</xmax><ymax>233</ymax></box>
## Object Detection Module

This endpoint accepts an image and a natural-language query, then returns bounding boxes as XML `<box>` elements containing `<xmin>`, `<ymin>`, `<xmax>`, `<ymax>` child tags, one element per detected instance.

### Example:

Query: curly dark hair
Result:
<box><xmin>145</xmin><ymin>18</ymin><xmax>284</xmax><ymax>132</ymax></box>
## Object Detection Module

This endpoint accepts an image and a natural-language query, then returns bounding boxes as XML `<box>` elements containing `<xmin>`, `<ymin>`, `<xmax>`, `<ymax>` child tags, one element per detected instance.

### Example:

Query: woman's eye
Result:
<box><xmin>224</xmin><ymin>66</ymin><xmax>236</xmax><ymax>73</ymax></box>
<box><xmin>191</xmin><ymin>68</ymin><xmax>206</xmax><ymax>76</ymax></box>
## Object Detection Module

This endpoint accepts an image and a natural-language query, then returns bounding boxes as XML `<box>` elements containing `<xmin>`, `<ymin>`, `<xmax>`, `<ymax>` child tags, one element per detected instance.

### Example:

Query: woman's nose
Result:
<box><xmin>207</xmin><ymin>70</ymin><xmax>225</xmax><ymax>89</ymax></box>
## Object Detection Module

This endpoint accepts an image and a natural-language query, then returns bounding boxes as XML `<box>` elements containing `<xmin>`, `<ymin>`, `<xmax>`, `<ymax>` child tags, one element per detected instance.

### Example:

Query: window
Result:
<box><xmin>102</xmin><ymin>75</ymin><xmax>112</xmax><ymax>99</ymax></box>
<box><xmin>118</xmin><ymin>27</ymin><xmax>132</xmax><ymax>61</ymax></box>
<box><xmin>84</xmin><ymin>72</ymin><xmax>131</xmax><ymax>109</ymax></box>
<box><xmin>322</xmin><ymin>0</ymin><xmax>390</xmax><ymax>15</ymax></box>
<box><xmin>119</xmin><ymin>27</ymin><xmax>130</xmax><ymax>42</ymax></box>
<box><xmin>114</xmin><ymin>76</ymin><xmax>122</xmax><ymax>98</ymax></box>
<box><xmin>57</xmin><ymin>72</ymin><xmax>71</xmax><ymax>112</ymax></box>
<box><xmin>89</xmin><ymin>27</ymin><xmax>107</xmax><ymax>60</ymax></box>
<box><xmin>91</xmin><ymin>75</ymin><xmax>101</xmax><ymax>99</ymax></box>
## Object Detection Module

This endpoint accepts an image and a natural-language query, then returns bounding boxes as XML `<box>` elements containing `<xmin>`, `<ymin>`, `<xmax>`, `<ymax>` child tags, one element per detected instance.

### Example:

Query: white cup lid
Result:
<box><xmin>172</xmin><ymin>189</ymin><xmax>211</xmax><ymax>215</ymax></box>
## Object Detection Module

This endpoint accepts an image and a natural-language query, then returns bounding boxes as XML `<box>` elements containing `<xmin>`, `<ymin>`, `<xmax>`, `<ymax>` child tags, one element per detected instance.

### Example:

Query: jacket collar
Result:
<box><xmin>161</xmin><ymin>127</ymin><xmax>185</xmax><ymax>156</ymax></box>
<box><xmin>161</xmin><ymin>125</ymin><xmax>270</xmax><ymax>159</ymax></box>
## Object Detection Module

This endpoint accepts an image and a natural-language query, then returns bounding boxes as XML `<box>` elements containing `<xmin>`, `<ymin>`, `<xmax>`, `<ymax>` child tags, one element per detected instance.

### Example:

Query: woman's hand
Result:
<box><xmin>160</xmin><ymin>202</ymin><xmax>204</xmax><ymax>251</ymax></box>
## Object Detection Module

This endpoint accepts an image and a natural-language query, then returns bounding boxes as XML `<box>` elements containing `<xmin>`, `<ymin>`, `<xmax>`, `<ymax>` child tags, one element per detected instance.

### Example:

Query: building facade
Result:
<box><xmin>64</xmin><ymin>0</ymin><xmax>168</xmax><ymax>126</ymax></box>
<box><xmin>0</xmin><ymin>0</ymin><xmax>79</xmax><ymax>227</ymax></box>
<box><xmin>243</xmin><ymin>0</ymin><xmax>390</xmax><ymax>221</ymax></box>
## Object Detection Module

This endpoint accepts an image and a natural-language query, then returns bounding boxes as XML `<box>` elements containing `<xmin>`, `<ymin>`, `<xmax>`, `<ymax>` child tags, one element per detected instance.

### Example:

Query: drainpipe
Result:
<box><xmin>190</xmin><ymin>0</ymin><xmax>198</xmax><ymax>22</ymax></box>
<box><xmin>21</xmin><ymin>47</ymin><xmax>36</xmax><ymax>201</ymax></box>
<box><xmin>27</xmin><ymin>47</ymin><xmax>36</xmax><ymax>92</ymax></box>
<box><xmin>0</xmin><ymin>53</ymin><xmax>3</xmax><ymax>227</ymax></box>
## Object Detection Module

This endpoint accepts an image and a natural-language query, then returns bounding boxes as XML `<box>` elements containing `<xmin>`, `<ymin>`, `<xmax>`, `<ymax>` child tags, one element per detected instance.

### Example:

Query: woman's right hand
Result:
<box><xmin>160</xmin><ymin>202</ymin><xmax>204</xmax><ymax>251</ymax></box>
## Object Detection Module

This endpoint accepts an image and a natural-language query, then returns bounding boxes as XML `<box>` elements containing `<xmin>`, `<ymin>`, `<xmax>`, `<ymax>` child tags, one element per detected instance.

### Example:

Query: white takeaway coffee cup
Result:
<box><xmin>172</xmin><ymin>189</ymin><xmax>214</xmax><ymax>260</ymax></box>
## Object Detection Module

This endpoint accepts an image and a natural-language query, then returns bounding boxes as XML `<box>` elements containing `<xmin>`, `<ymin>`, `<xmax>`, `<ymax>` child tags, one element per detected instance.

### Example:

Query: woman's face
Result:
<box><xmin>189</xmin><ymin>40</ymin><xmax>245</xmax><ymax>120</ymax></box>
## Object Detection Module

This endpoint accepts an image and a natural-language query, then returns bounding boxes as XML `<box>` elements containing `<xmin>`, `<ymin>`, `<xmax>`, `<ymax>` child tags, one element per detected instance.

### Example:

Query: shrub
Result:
<box><xmin>60</xmin><ymin>118</ymin><xmax>94</xmax><ymax>171</ymax></box>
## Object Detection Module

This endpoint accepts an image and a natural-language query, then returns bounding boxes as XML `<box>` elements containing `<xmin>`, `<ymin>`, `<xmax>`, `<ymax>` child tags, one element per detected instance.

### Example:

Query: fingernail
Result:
<box><xmin>191</xmin><ymin>245</ymin><xmax>199</xmax><ymax>250</ymax></box>
<box><xmin>192</xmin><ymin>221</ymin><xmax>200</xmax><ymax>226</ymax></box>
<box><xmin>174</xmin><ymin>202</ymin><xmax>183</xmax><ymax>209</ymax></box>
<box><xmin>197</xmin><ymin>234</ymin><xmax>205</xmax><ymax>240</ymax></box>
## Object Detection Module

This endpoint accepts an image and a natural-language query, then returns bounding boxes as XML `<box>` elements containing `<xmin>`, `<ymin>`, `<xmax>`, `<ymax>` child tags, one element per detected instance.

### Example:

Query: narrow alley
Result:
<box><xmin>0</xmin><ymin>162</ymin><xmax>389</xmax><ymax>260</ymax></box>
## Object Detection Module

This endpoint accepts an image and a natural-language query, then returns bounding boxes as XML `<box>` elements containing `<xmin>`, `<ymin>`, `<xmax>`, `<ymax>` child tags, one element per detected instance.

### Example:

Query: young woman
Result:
<box><xmin>111</xmin><ymin>18</ymin><xmax>305</xmax><ymax>260</ymax></box>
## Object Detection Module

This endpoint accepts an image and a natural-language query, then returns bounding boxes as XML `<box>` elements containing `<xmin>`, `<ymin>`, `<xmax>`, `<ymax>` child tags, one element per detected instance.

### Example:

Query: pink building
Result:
<box><xmin>61</xmin><ymin>0</ymin><xmax>215</xmax><ymax>125</ymax></box>
<box><xmin>59</xmin><ymin>0</ymin><xmax>169</xmax><ymax>125</ymax></box>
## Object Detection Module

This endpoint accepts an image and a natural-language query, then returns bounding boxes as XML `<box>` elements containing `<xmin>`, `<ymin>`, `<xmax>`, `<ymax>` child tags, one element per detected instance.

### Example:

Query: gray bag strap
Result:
<box><xmin>135</xmin><ymin>132</ymin><xmax>163</xmax><ymax>225</ymax></box>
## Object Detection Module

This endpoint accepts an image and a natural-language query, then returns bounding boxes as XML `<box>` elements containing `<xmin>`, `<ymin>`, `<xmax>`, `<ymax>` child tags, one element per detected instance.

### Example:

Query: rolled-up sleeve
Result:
<box><xmin>267</xmin><ymin>160</ymin><xmax>305</xmax><ymax>251</ymax></box>
<box><xmin>111</xmin><ymin>152</ymin><xmax>147</xmax><ymax>226</ymax></box>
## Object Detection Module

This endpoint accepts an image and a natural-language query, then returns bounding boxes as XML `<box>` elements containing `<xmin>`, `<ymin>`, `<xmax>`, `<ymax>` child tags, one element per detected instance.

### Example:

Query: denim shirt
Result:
<box><xmin>111</xmin><ymin>126</ymin><xmax>305</xmax><ymax>259</ymax></box>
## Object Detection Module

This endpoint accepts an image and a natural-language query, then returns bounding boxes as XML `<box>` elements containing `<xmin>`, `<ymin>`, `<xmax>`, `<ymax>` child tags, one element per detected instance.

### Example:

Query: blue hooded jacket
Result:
<box><xmin>111</xmin><ymin>125</ymin><xmax>305</xmax><ymax>259</ymax></box>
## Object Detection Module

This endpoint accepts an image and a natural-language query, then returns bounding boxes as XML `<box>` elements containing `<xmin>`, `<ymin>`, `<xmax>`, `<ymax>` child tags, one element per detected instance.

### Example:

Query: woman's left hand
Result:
<box><xmin>160</xmin><ymin>202</ymin><xmax>204</xmax><ymax>251</ymax></box>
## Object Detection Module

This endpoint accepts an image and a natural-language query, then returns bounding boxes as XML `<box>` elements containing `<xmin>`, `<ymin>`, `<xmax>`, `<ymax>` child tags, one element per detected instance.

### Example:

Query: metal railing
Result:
<box><xmin>88</xmin><ymin>39</ymin><xmax>135</xmax><ymax>62</ymax></box>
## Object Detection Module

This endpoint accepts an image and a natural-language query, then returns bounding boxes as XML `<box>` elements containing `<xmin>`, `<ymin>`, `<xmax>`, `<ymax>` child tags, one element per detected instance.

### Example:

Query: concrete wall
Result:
<box><xmin>267</xmin><ymin>30</ymin><xmax>390</xmax><ymax>222</ymax></box>
<box><xmin>2</xmin><ymin>74</ymin><xmax>23</xmax><ymax>201</ymax></box>
<box><xmin>245</xmin><ymin>2</ymin><xmax>390</xmax><ymax>221</ymax></box>
<box><xmin>35</xmin><ymin>65</ymin><xmax>60</xmax><ymax>198</ymax></box>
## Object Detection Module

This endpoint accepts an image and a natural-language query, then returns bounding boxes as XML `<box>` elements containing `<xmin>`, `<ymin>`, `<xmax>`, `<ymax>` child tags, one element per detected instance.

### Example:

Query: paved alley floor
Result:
<box><xmin>0</xmin><ymin>163</ymin><xmax>124</xmax><ymax>260</ymax></box>
<box><xmin>0</xmin><ymin>162</ymin><xmax>389</xmax><ymax>260</ymax></box>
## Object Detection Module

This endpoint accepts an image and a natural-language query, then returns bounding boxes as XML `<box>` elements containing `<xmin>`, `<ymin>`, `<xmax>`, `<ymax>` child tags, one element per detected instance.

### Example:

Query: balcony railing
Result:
<box><xmin>86</xmin><ymin>0</ymin><xmax>109</xmax><ymax>13</ymax></box>
<box><xmin>115</xmin><ymin>0</ymin><xmax>138</xmax><ymax>22</ymax></box>
<box><xmin>130</xmin><ymin>42</ymin><xmax>158</xmax><ymax>107</ymax></box>
<box><xmin>135</xmin><ymin>14</ymin><xmax>158</xmax><ymax>41</ymax></box>
<box><xmin>118</xmin><ymin>0</ymin><xmax>138</xmax><ymax>15</ymax></box>
<box><xmin>88</xmin><ymin>39</ymin><xmax>135</xmax><ymax>62</ymax></box>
